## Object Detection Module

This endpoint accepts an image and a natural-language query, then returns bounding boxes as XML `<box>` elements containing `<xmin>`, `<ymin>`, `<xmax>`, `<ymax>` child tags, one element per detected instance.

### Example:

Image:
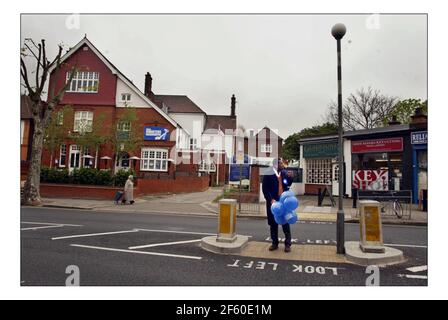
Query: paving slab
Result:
<box><xmin>237</xmin><ymin>241</ymin><xmax>347</xmax><ymax>263</ymax></box>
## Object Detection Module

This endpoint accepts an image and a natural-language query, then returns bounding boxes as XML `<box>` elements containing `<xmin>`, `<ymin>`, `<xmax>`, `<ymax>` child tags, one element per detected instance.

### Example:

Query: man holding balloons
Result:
<box><xmin>262</xmin><ymin>158</ymin><xmax>299</xmax><ymax>253</ymax></box>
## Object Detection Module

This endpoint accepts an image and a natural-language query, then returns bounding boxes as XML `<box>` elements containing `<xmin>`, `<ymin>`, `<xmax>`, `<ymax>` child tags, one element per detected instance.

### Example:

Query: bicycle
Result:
<box><xmin>380</xmin><ymin>197</ymin><xmax>404</xmax><ymax>219</ymax></box>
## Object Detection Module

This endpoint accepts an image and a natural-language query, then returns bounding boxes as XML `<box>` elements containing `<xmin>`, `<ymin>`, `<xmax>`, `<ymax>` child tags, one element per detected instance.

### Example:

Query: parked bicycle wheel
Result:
<box><xmin>393</xmin><ymin>200</ymin><xmax>404</xmax><ymax>219</ymax></box>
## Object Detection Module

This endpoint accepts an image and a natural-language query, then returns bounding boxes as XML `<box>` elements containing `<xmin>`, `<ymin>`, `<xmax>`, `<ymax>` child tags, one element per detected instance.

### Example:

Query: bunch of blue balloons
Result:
<box><xmin>271</xmin><ymin>191</ymin><xmax>299</xmax><ymax>225</ymax></box>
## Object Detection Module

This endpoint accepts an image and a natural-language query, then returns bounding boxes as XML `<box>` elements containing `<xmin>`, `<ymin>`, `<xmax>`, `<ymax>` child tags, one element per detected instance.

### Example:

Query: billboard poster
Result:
<box><xmin>353</xmin><ymin>169</ymin><xmax>388</xmax><ymax>191</ymax></box>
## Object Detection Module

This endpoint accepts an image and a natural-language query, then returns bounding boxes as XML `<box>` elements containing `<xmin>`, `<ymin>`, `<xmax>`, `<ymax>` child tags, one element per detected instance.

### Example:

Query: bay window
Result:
<box><xmin>141</xmin><ymin>148</ymin><xmax>169</xmax><ymax>172</ymax></box>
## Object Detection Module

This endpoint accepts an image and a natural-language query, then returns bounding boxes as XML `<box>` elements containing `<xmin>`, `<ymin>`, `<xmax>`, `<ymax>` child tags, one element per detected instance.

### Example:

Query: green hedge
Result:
<box><xmin>40</xmin><ymin>167</ymin><xmax>133</xmax><ymax>186</ymax></box>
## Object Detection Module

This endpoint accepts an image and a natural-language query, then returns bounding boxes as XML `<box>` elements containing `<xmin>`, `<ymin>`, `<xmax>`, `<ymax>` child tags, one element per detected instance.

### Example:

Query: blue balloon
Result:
<box><xmin>284</xmin><ymin>211</ymin><xmax>298</xmax><ymax>224</ymax></box>
<box><xmin>271</xmin><ymin>201</ymin><xmax>285</xmax><ymax>216</ymax></box>
<box><xmin>279</xmin><ymin>191</ymin><xmax>295</xmax><ymax>203</ymax></box>
<box><xmin>284</xmin><ymin>196</ymin><xmax>299</xmax><ymax>212</ymax></box>
<box><xmin>274</xmin><ymin>214</ymin><xmax>288</xmax><ymax>225</ymax></box>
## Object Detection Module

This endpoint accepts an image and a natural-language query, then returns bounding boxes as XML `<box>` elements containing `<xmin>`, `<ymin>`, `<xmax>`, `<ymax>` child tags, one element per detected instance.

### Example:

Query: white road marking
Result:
<box><xmin>385</xmin><ymin>243</ymin><xmax>427</xmax><ymax>249</ymax></box>
<box><xmin>21</xmin><ymin>225</ymin><xmax>65</xmax><ymax>231</ymax></box>
<box><xmin>70</xmin><ymin>244</ymin><xmax>202</xmax><ymax>260</ymax></box>
<box><xmin>397</xmin><ymin>274</ymin><xmax>428</xmax><ymax>280</ymax></box>
<box><xmin>21</xmin><ymin>221</ymin><xmax>82</xmax><ymax>227</ymax></box>
<box><xmin>129</xmin><ymin>239</ymin><xmax>202</xmax><ymax>250</ymax></box>
<box><xmin>406</xmin><ymin>265</ymin><xmax>428</xmax><ymax>273</ymax></box>
<box><xmin>52</xmin><ymin>229</ymin><xmax>138</xmax><ymax>241</ymax></box>
<box><xmin>135</xmin><ymin>228</ymin><xmax>217</xmax><ymax>236</ymax></box>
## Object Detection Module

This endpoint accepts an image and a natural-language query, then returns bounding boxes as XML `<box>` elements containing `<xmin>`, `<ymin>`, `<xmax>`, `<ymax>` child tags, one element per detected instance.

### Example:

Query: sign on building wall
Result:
<box><xmin>411</xmin><ymin>131</ymin><xmax>428</xmax><ymax>145</ymax></box>
<box><xmin>229</xmin><ymin>164</ymin><xmax>251</xmax><ymax>182</ymax></box>
<box><xmin>351</xmin><ymin>138</ymin><xmax>403</xmax><ymax>154</ymax></box>
<box><xmin>303</xmin><ymin>142</ymin><xmax>338</xmax><ymax>158</ymax></box>
<box><xmin>144</xmin><ymin>126</ymin><xmax>170</xmax><ymax>141</ymax></box>
<box><xmin>353</xmin><ymin>170</ymin><xmax>389</xmax><ymax>191</ymax></box>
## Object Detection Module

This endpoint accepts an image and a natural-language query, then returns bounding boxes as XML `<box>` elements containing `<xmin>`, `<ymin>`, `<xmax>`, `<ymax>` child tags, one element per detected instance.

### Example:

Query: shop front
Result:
<box><xmin>411</xmin><ymin>131</ymin><xmax>428</xmax><ymax>205</ymax></box>
<box><xmin>349</xmin><ymin>134</ymin><xmax>412</xmax><ymax>193</ymax></box>
<box><xmin>300</xmin><ymin>137</ymin><xmax>339</xmax><ymax>195</ymax></box>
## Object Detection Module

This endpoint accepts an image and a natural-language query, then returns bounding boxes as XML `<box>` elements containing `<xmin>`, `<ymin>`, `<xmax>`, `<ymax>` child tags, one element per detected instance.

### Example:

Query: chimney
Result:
<box><xmin>231</xmin><ymin>94</ymin><xmax>236</xmax><ymax>117</ymax></box>
<box><xmin>144</xmin><ymin>72</ymin><xmax>154</xmax><ymax>100</ymax></box>
<box><xmin>388</xmin><ymin>115</ymin><xmax>401</xmax><ymax>126</ymax></box>
<box><xmin>410</xmin><ymin>107</ymin><xmax>428</xmax><ymax>124</ymax></box>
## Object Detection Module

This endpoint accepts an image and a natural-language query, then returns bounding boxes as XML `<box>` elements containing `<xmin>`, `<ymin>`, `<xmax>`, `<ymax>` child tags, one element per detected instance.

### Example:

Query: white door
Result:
<box><xmin>69</xmin><ymin>145</ymin><xmax>80</xmax><ymax>172</ymax></box>
<box><xmin>332</xmin><ymin>162</ymin><xmax>339</xmax><ymax>197</ymax></box>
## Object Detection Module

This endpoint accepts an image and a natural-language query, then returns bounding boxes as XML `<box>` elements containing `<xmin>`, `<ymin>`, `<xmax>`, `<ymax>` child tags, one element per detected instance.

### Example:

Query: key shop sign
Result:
<box><xmin>353</xmin><ymin>169</ymin><xmax>389</xmax><ymax>191</ymax></box>
<box><xmin>351</xmin><ymin>138</ymin><xmax>403</xmax><ymax>154</ymax></box>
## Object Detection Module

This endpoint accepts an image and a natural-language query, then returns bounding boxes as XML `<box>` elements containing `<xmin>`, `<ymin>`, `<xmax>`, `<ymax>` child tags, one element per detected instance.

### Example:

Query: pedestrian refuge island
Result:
<box><xmin>345</xmin><ymin>200</ymin><xmax>405</xmax><ymax>266</ymax></box>
<box><xmin>201</xmin><ymin>199</ymin><xmax>249</xmax><ymax>254</ymax></box>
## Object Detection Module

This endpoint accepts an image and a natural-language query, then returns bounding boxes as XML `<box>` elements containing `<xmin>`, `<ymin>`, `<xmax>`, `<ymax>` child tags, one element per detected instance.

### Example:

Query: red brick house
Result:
<box><xmin>42</xmin><ymin>37</ymin><xmax>212</xmax><ymax>195</ymax></box>
<box><xmin>242</xmin><ymin>126</ymin><xmax>283</xmax><ymax>165</ymax></box>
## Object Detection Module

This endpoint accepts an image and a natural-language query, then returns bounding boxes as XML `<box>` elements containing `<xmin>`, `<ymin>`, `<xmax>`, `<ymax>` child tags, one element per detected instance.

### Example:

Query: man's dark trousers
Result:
<box><xmin>266</xmin><ymin>202</ymin><xmax>291</xmax><ymax>246</ymax></box>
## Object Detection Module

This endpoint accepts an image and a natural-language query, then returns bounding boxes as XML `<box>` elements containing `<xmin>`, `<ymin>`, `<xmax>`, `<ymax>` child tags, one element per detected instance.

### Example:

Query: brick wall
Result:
<box><xmin>137</xmin><ymin>175</ymin><xmax>210</xmax><ymax>194</ymax></box>
<box><xmin>40</xmin><ymin>175</ymin><xmax>209</xmax><ymax>199</ymax></box>
<box><xmin>40</xmin><ymin>183</ymin><xmax>138</xmax><ymax>200</ymax></box>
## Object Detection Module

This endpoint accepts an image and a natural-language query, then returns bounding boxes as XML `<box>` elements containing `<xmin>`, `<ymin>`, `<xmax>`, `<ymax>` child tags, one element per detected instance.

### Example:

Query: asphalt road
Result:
<box><xmin>21</xmin><ymin>207</ymin><xmax>428</xmax><ymax>286</ymax></box>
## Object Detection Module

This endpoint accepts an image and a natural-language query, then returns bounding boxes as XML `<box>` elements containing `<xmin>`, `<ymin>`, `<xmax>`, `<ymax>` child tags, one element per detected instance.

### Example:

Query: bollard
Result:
<box><xmin>217</xmin><ymin>199</ymin><xmax>238</xmax><ymax>243</ymax></box>
<box><xmin>358</xmin><ymin>200</ymin><xmax>385</xmax><ymax>253</ymax></box>
<box><xmin>352</xmin><ymin>188</ymin><xmax>358</xmax><ymax>208</ymax></box>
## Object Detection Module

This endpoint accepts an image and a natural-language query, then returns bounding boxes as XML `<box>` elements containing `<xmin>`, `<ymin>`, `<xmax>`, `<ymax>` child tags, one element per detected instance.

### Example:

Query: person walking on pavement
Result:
<box><xmin>262</xmin><ymin>158</ymin><xmax>294</xmax><ymax>252</ymax></box>
<box><xmin>124</xmin><ymin>175</ymin><xmax>135</xmax><ymax>205</ymax></box>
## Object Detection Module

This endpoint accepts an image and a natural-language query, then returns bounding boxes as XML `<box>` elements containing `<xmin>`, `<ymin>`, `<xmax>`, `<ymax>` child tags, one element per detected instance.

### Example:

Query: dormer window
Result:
<box><xmin>66</xmin><ymin>71</ymin><xmax>99</xmax><ymax>93</ymax></box>
<box><xmin>121</xmin><ymin>93</ymin><xmax>131</xmax><ymax>102</ymax></box>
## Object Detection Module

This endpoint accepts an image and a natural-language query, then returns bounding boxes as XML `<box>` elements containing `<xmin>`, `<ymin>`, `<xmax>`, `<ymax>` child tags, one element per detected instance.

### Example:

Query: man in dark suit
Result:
<box><xmin>262</xmin><ymin>158</ymin><xmax>294</xmax><ymax>252</ymax></box>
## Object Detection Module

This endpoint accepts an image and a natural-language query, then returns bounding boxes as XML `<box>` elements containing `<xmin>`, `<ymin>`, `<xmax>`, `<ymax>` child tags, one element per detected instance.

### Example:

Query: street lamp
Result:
<box><xmin>332</xmin><ymin>23</ymin><xmax>346</xmax><ymax>254</ymax></box>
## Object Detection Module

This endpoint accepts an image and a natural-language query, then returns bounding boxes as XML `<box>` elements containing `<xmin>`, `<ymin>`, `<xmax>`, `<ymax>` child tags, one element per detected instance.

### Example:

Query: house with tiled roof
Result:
<box><xmin>143</xmin><ymin>73</ymin><xmax>237</xmax><ymax>185</ymax></box>
<box><xmin>243</xmin><ymin>126</ymin><xmax>284</xmax><ymax>166</ymax></box>
<box><xmin>44</xmin><ymin>36</ymin><xmax>193</xmax><ymax>178</ymax></box>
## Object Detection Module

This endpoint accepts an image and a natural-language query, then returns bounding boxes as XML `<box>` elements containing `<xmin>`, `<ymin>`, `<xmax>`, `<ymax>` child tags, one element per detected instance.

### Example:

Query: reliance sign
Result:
<box><xmin>351</xmin><ymin>138</ymin><xmax>403</xmax><ymax>154</ymax></box>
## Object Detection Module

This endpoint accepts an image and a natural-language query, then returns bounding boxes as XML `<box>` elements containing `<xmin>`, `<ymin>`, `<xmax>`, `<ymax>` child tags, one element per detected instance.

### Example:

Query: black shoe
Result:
<box><xmin>284</xmin><ymin>245</ymin><xmax>291</xmax><ymax>253</ymax></box>
<box><xmin>269</xmin><ymin>244</ymin><xmax>279</xmax><ymax>251</ymax></box>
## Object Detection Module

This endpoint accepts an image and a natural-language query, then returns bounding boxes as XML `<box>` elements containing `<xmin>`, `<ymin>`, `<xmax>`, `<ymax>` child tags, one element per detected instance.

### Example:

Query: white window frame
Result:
<box><xmin>117</xmin><ymin>121</ymin><xmax>131</xmax><ymax>132</ymax></box>
<box><xmin>57</xmin><ymin>111</ymin><xmax>64</xmax><ymax>126</ymax></box>
<box><xmin>261</xmin><ymin>144</ymin><xmax>272</xmax><ymax>153</ymax></box>
<box><xmin>190</xmin><ymin>138</ymin><xmax>198</xmax><ymax>150</ymax></box>
<box><xmin>83</xmin><ymin>147</ymin><xmax>92</xmax><ymax>168</ymax></box>
<box><xmin>199</xmin><ymin>160</ymin><xmax>216</xmax><ymax>173</ymax></box>
<box><xmin>66</xmin><ymin>71</ymin><xmax>99</xmax><ymax>93</ymax></box>
<box><xmin>74</xmin><ymin>111</ymin><xmax>93</xmax><ymax>133</ymax></box>
<box><xmin>59</xmin><ymin>144</ymin><xmax>67</xmax><ymax>167</ymax></box>
<box><xmin>140</xmin><ymin>148</ymin><xmax>169</xmax><ymax>172</ymax></box>
<box><xmin>121</xmin><ymin>93</ymin><xmax>131</xmax><ymax>102</ymax></box>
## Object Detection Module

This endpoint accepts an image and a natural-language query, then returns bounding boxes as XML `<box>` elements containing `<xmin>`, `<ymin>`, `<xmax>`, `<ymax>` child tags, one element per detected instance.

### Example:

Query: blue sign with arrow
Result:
<box><xmin>144</xmin><ymin>126</ymin><xmax>170</xmax><ymax>141</ymax></box>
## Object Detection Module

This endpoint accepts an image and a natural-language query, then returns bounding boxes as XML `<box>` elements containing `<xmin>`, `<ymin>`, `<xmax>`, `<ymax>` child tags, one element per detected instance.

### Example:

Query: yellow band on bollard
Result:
<box><xmin>358</xmin><ymin>200</ymin><xmax>385</xmax><ymax>253</ymax></box>
<box><xmin>217</xmin><ymin>199</ymin><xmax>237</xmax><ymax>243</ymax></box>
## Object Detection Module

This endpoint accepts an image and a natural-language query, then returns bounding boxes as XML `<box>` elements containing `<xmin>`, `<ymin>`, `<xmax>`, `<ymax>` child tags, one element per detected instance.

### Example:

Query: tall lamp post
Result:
<box><xmin>331</xmin><ymin>23</ymin><xmax>346</xmax><ymax>254</ymax></box>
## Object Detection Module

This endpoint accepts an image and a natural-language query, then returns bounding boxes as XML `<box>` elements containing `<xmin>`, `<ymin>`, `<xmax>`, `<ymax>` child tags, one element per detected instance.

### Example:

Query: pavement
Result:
<box><xmin>20</xmin><ymin>206</ymin><xmax>428</xmax><ymax>286</ymax></box>
<box><xmin>38</xmin><ymin>188</ymin><xmax>427</xmax><ymax>226</ymax></box>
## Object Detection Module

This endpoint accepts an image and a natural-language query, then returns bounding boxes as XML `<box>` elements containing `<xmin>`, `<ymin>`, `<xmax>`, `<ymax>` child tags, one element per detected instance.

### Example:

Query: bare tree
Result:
<box><xmin>326</xmin><ymin>87</ymin><xmax>398</xmax><ymax>131</ymax></box>
<box><xmin>20</xmin><ymin>39</ymin><xmax>76</xmax><ymax>205</ymax></box>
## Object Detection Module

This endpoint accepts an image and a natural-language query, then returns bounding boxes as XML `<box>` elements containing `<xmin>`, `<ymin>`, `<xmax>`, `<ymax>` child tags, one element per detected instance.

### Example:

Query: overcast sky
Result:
<box><xmin>21</xmin><ymin>14</ymin><xmax>427</xmax><ymax>138</ymax></box>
